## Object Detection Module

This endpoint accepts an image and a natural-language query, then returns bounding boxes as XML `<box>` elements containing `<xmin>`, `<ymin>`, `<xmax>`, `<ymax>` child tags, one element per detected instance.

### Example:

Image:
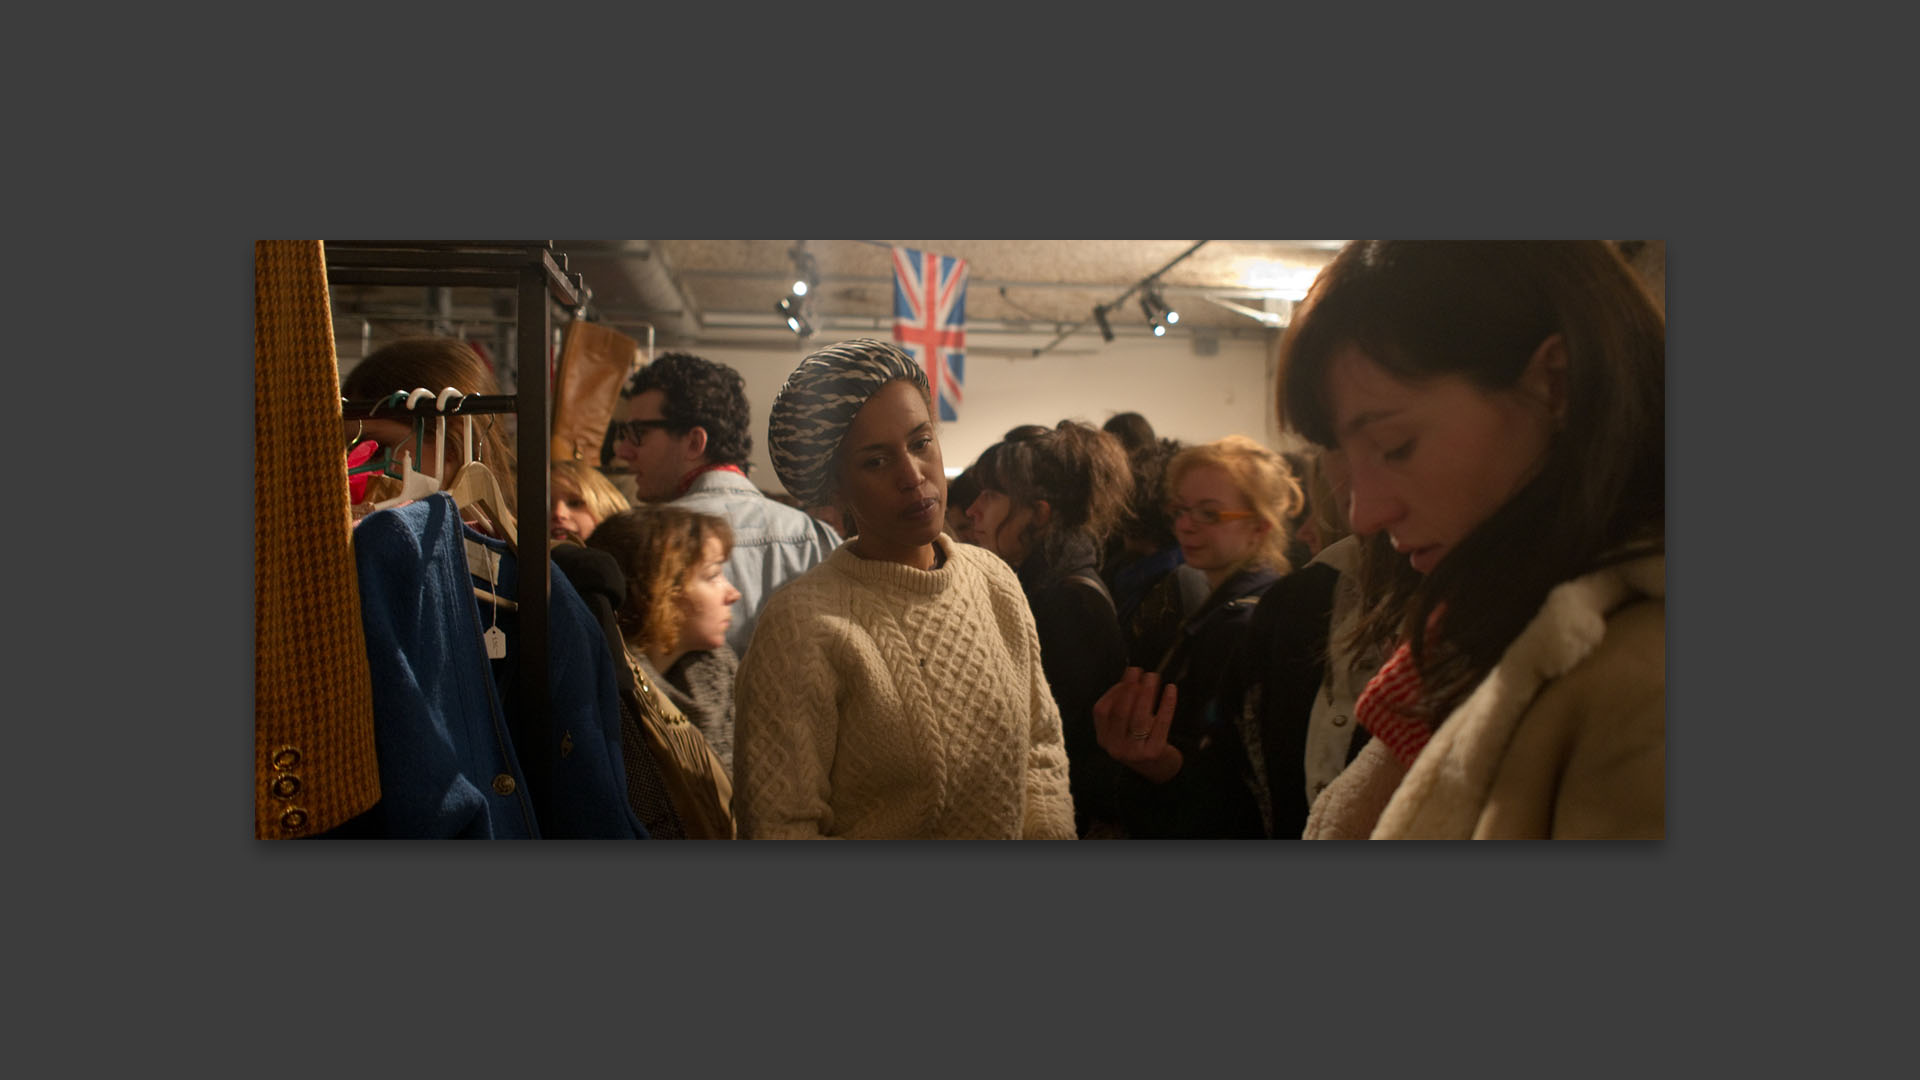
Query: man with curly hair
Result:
<box><xmin>610</xmin><ymin>352</ymin><xmax>841</xmax><ymax>657</ymax></box>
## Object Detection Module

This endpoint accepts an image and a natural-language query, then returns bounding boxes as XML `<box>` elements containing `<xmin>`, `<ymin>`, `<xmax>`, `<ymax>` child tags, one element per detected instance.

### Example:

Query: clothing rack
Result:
<box><xmin>327</xmin><ymin>241</ymin><xmax>586</xmax><ymax>832</ymax></box>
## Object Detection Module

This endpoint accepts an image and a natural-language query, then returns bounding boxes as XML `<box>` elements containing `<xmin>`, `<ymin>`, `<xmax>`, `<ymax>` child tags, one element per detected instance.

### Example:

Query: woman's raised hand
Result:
<box><xmin>1093</xmin><ymin>667</ymin><xmax>1183</xmax><ymax>784</ymax></box>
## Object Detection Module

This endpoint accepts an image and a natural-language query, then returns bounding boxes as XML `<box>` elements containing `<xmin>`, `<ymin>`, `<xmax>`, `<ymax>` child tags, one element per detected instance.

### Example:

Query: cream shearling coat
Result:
<box><xmin>733</xmin><ymin>534</ymin><xmax>1078</xmax><ymax>840</ymax></box>
<box><xmin>1304</xmin><ymin>552</ymin><xmax>1664</xmax><ymax>840</ymax></box>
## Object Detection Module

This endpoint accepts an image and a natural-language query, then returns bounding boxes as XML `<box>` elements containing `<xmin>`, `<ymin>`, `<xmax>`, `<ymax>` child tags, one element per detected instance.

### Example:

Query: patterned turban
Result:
<box><xmin>767</xmin><ymin>339</ymin><xmax>931</xmax><ymax>507</ymax></box>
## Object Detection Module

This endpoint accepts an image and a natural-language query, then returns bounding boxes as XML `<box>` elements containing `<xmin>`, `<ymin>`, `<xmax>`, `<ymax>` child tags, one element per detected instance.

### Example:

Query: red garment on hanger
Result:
<box><xmin>347</xmin><ymin>439</ymin><xmax>381</xmax><ymax>504</ymax></box>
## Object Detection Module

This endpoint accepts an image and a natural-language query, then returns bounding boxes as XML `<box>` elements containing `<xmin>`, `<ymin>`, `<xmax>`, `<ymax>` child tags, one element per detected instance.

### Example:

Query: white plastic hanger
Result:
<box><xmin>371</xmin><ymin>388</ymin><xmax>445</xmax><ymax>511</ymax></box>
<box><xmin>434</xmin><ymin>386</ymin><xmax>459</xmax><ymax>478</ymax></box>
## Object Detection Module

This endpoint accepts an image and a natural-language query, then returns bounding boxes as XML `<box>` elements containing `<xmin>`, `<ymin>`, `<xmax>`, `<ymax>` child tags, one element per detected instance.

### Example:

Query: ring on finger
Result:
<box><xmin>1127</xmin><ymin>730</ymin><xmax>1151</xmax><ymax>740</ymax></box>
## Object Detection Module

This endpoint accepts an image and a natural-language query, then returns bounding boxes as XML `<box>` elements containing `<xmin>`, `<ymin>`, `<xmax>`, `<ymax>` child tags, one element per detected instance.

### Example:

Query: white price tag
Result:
<box><xmin>483</xmin><ymin>626</ymin><xmax>507</xmax><ymax>659</ymax></box>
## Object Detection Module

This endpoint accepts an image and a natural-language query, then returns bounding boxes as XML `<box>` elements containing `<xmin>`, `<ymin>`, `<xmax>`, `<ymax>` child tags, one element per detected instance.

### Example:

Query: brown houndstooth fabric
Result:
<box><xmin>255</xmin><ymin>241</ymin><xmax>382</xmax><ymax>838</ymax></box>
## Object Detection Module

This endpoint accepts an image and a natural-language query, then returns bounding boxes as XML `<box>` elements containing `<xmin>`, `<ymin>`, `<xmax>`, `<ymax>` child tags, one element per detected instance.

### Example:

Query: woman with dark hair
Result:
<box><xmin>943</xmin><ymin>466</ymin><xmax>980</xmax><ymax>543</ymax></box>
<box><xmin>1101</xmin><ymin>411</ymin><xmax>1157</xmax><ymax>457</ymax></box>
<box><xmin>965</xmin><ymin>420</ymin><xmax>1133</xmax><ymax>835</ymax></box>
<box><xmin>1278</xmin><ymin>241</ymin><xmax>1664</xmax><ymax>839</ymax></box>
<box><xmin>342</xmin><ymin>337</ymin><xmax>517</xmax><ymax>521</ymax></box>
<box><xmin>732</xmin><ymin>340</ymin><xmax>1076</xmax><ymax>840</ymax></box>
<box><xmin>1091</xmin><ymin>435</ymin><xmax>1304</xmax><ymax>838</ymax></box>
<box><xmin>1106</xmin><ymin>436</ymin><xmax>1204</xmax><ymax>669</ymax></box>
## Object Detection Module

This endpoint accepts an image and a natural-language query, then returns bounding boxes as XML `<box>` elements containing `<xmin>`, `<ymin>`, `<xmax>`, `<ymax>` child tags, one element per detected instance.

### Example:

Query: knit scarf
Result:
<box><xmin>1353</xmin><ymin>606</ymin><xmax>1448</xmax><ymax>768</ymax></box>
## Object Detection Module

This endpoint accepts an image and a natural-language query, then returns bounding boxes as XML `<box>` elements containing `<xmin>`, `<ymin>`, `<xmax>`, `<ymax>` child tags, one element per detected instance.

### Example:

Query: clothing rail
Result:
<box><xmin>341</xmin><ymin>393</ymin><xmax>520</xmax><ymax>419</ymax></box>
<box><xmin>327</xmin><ymin>241</ymin><xmax>586</xmax><ymax>833</ymax></box>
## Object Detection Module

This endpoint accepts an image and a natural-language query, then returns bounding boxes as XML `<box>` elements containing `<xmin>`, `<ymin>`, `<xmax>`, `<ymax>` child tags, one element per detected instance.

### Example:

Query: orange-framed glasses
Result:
<box><xmin>1163</xmin><ymin>503</ymin><xmax>1257</xmax><ymax>526</ymax></box>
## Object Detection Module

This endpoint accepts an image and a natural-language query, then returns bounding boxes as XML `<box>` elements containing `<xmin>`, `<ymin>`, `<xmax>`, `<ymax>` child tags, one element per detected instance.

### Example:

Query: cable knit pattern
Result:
<box><xmin>734</xmin><ymin>534</ymin><xmax>1077</xmax><ymax>839</ymax></box>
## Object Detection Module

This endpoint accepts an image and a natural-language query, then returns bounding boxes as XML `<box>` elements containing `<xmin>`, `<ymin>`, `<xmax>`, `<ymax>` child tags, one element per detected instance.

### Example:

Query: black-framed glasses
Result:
<box><xmin>610</xmin><ymin>419</ymin><xmax>676</xmax><ymax>443</ymax></box>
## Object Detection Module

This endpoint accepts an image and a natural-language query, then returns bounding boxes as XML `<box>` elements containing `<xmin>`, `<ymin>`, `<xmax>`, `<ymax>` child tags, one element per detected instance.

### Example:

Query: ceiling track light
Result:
<box><xmin>1038</xmin><ymin>241</ymin><xmax>1210</xmax><ymax>359</ymax></box>
<box><xmin>1144</xmin><ymin>281</ymin><xmax>1179</xmax><ymax>326</ymax></box>
<box><xmin>787</xmin><ymin>243</ymin><xmax>821</xmax><ymax>300</ymax></box>
<box><xmin>778</xmin><ymin>242</ymin><xmax>821</xmax><ymax>338</ymax></box>
<box><xmin>1139</xmin><ymin>295</ymin><xmax>1168</xmax><ymax>337</ymax></box>
<box><xmin>775</xmin><ymin>296</ymin><xmax>813</xmax><ymax>338</ymax></box>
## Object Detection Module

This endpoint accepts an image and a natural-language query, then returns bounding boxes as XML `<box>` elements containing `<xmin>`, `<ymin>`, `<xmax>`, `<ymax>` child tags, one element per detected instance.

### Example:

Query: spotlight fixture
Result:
<box><xmin>1145</xmin><ymin>282</ymin><xmax>1179</xmax><ymax>326</ymax></box>
<box><xmin>779</xmin><ymin>242</ymin><xmax>821</xmax><ymax>338</ymax></box>
<box><xmin>1139</xmin><ymin>295</ymin><xmax>1168</xmax><ymax>337</ymax></box>
<box><xmin>787</xmin><ymin>243</ymin><xmax>821</xmax><ymax>299</ymax></box>
<box><xmin>775</xmin><ymin>296</ymin><xmax>812</xmax><ymax>337</ymax></box>
<box><xmin>1093</xmin><ymin>303</ymin><xmax>1115</xmax><ymax>343</ymax></box>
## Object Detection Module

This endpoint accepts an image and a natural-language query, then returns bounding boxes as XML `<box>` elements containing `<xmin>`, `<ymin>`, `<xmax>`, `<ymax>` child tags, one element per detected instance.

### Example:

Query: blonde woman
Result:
<box><xmin>1091</xmin><ymin>435</ymin><xmax>1303</xmax><ymax>837</ymax></box>
<box><xmin>550</xmin><ymin>460</ymin><xmax>630</xmax><ymax>543</ymax></box>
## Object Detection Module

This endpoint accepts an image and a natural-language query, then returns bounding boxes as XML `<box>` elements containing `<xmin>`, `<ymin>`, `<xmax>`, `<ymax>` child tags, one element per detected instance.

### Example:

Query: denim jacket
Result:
<box><xmin>673</xmin><ymin>469</ymin><xmax>841</xmax><ymax>658</ymax></box>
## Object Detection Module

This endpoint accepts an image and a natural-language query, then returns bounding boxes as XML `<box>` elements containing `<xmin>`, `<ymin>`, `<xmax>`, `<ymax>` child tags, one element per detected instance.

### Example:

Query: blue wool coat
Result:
<box><xmin>336</xmin><ymin>494</ymin><xmax>645</xmax><ymax>839</ymax></box>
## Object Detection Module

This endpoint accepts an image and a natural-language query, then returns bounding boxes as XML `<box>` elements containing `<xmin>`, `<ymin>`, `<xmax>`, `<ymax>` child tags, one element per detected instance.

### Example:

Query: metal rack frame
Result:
<box><xmin>328</xmin><ymin>241</ymin><xmax>585</xmax><ymax>830</ymax></box>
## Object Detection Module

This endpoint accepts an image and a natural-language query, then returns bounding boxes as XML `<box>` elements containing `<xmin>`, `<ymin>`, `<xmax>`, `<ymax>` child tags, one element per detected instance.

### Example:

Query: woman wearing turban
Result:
<box><xmin>732</xmin><ymin>340</ymin><xmax>1077</xmax><ymax>839</ymax></box>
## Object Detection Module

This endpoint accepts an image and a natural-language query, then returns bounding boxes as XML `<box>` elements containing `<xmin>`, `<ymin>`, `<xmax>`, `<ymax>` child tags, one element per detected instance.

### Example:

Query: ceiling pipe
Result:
<box><xmin>560</xmin><ymin>240</ymin><xmax>705</xmax><ymax>342</ymax></box>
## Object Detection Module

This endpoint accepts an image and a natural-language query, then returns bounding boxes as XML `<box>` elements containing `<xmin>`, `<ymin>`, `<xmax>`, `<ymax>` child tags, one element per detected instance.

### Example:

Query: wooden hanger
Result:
<box><xmin>411</xmin><ymin>387</ymin><xmax>516</xmax><ymax>609</ymax></box>
<box><xmin>441</xmin><ymin>390</ymin><xmax>518</xmax><ymax>552</ymax></box>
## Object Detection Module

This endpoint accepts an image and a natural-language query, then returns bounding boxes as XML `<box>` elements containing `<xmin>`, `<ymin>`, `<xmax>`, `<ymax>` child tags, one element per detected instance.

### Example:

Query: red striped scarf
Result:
<box><xmin>1354</xmin><ymin>609</ymin><xmax>1450</xmax><ymax>768</ymax></box>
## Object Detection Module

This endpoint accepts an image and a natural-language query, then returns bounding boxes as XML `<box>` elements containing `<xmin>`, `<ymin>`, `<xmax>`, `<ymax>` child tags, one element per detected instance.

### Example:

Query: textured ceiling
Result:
<box><xmin>561</xmin><ymin>238</ymin><xmax>1345</xmax><ymax>342</ymax></box>
<box><xmin>324</xmin><ymin>239</ymin><xmax>1663</xmax><ymax>358</ymax></box>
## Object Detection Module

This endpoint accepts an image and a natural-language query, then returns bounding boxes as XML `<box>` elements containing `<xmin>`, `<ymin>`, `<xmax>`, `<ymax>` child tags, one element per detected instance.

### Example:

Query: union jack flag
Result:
<box><xmin>892</xmin><ymin>246</ymin><xmax>968</xmax><ymax>422</ymax></box>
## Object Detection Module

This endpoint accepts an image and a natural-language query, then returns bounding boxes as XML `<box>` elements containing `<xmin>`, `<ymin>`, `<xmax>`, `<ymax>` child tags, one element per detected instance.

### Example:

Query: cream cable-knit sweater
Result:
<box><xmin>733</xmin><ymin>533</ymin><xmax>1078</xmax><ymax>839</ymax></box>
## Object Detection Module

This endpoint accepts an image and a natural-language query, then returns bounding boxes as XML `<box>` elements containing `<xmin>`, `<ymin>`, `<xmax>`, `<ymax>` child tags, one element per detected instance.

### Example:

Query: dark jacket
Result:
<box><xmin>466</xmin><ymin>525</ymin><xmax>649</xmax><ymax>839</ymax></box>
<box><xmin>1218</xmin><ymin>562</ymin><xmax>1372</xmax><ymax>839</ymax></box>
<box><xmin>550</xmin><ymin>542</ymin><xmax>685</xmax><ymax>839</ymax></box>
<box><xmin>328</xmin><ymin>494</ymin><xmax>647</xmax><ymax>839</ymax></box>
<box><xmin>1115</xmin><ymin>564</ymin><xmax>1279</xmax><ymax>839</ymax></box>
<box><xmin>1120</xmin><ymin>558</ymin><xmax>1211</xmax><ymax>671</ymax></box>
<box><xmin>1020</xmin><ymin>536</ymin><xmax>1128</xmax><ymax>834</ymax></box>
<box><xmin>1116</xmin><ymin>559</ymin><xmax>1377</xmax><ymax>840</ymax></box>
<box><xmin>331</xmin><ymin>495</ymin><xmax>539</xmax><ymax>838</ymax></box>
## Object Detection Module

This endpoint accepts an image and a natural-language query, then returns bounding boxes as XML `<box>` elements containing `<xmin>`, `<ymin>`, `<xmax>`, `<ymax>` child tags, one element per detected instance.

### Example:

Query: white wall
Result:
<box><xmin>691</xmin><ymin>331</ymin><xmax>1301</xmax><ymax>497</ymax></box>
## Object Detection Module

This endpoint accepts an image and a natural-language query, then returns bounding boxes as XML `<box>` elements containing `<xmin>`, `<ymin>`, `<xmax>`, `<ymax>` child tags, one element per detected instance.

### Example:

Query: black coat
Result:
<box><xmin>1021</xmin><ymin>539</ymin><xmax>1129</xmax><ymax>835</ymax></box>
<box><xmin>1115</xmin><ymin>566</ymin><xmax>1279</xmax><ymax>839</ymax></box>
<box><xmin>1216</xmin><ymin>562</ymin><xmax>1372</xmax><ymax>839</ymax></box>
<box><xmin>1120</xmin><ymin>560</ymin><xmax>1378</xmax><ymax>840</ymax></box>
